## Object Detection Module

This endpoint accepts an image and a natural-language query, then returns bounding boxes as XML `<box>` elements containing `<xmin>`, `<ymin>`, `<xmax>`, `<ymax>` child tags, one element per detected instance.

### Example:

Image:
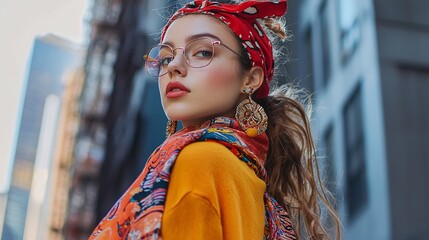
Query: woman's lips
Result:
<box><xmin>166</xmin><ymin>89</ymin><xmax>189</xmax><ymax>98</ymax></box>
<box><xmin>166</xmin><ymin>81</ymin><xmax>190</xmax><ymax>98</ymax></box>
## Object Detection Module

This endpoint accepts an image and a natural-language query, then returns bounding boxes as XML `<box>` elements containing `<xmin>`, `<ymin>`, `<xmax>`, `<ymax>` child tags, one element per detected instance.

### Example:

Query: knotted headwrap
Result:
<box><xmin>161</xmin><ymin>0</ymin><xmax>287</xmax><ymax>99</ymax></box>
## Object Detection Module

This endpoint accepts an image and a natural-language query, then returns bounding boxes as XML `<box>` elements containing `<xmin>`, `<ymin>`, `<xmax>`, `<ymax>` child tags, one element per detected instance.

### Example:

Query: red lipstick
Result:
<box><xmin>166</xmin><ymin>81</ymin><xmax>190</xmax><ymax>98</ymax></box>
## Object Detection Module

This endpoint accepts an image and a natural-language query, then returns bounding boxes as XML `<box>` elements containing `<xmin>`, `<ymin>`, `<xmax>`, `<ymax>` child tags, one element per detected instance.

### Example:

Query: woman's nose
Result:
<box><xmin>167</xmin><ymin>48</ymin><xmax>187</xmax><ymax>77</ymax></box>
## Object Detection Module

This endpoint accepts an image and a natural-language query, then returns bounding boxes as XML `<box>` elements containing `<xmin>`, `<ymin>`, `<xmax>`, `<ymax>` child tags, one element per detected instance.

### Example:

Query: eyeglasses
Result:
<box><xmin>144</xmin><ymin>37</ymin><xmax>242</xmax><ymax>77</ymax></box>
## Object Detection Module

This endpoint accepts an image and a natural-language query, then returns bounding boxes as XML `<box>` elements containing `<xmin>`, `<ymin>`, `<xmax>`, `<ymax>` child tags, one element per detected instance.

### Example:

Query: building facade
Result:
<box><xmin>290</xmin><ymin>0</ymin><xmax>429</xmax><ymax>239</ymax></box>
<box><xmin>48</xmin><ymin>70</ymin><xmax>85</xmax><ymax>240</ymax></box>
<box><xmin>1</xmin><ymin>35</ymin><xmax>83</xmax><ymax>240</ymax></box>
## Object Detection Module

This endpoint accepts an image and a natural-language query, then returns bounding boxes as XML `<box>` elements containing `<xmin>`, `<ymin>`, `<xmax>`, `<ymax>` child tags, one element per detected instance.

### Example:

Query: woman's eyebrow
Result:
<box><xmin>186</xmin><ymin>33</ymin><xmax>221</xmax><ymax>42</ymax></box>
<box><xmin>162</xmin><ymin>33</ymin><xmax>222</xmax><ymax>46</ymax></box>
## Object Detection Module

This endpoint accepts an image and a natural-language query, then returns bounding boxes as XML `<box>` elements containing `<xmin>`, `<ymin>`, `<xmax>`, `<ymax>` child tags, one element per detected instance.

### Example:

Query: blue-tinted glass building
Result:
<box><xmin>1</xmin><ymin>35</ymin><xmax>82</xmax><ymax>240</ymax></box>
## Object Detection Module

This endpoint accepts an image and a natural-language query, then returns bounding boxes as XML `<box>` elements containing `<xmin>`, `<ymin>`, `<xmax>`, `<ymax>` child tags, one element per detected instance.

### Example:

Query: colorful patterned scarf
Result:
<box><xmin>90</xmin><ymin>117</ymin><xmax>296</xmax><ymax>239</ymax></box>
<box><xmin>161</xmin><ymin>0</ymin><xmax>288</xmax><ymax>99</ymax></box>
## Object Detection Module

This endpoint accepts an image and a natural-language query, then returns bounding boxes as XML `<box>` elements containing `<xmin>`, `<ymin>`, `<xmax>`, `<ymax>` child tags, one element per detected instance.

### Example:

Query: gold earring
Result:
<box><xmin>235</xmin><ymin>88</ymin><xmax>268</xmax><ymax>137</ymax></box>
<box><xmin>166</xmin><ymin>119</ymin><xmax>177</xmax><ymax>138</ymax></box>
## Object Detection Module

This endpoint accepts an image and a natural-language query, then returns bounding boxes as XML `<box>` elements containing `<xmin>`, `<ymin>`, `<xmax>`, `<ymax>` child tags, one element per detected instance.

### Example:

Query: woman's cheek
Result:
<box><xmin>205</xmin><ymin>63</ymin><xmax>241</xmax><ymax>90</ymax></box>
<box><xmin>159</xmin><ymin>77</ymin><xmax>169</xmax><ymax>92</ymax></box>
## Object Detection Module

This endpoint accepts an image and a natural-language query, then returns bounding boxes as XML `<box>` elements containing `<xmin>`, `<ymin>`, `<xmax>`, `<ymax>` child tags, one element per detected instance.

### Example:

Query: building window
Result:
<box><xmin>337</xmin><ymin>0</ymin><xmax>360</xmax><ymax>63</ymax></box>
<box><xmin>303</xmin><ymin>25</ymin><xmax>315</xmax><ymax>94</ymax></box>
<box><xmin>343</xmin><ymin>83</ymin><xmax>368</xmax><ymax>221</ymax></box>
<box><xmin>320</xmin><ymin>0</ymin><xmax>331</xmax><ymax>86</ymax></box>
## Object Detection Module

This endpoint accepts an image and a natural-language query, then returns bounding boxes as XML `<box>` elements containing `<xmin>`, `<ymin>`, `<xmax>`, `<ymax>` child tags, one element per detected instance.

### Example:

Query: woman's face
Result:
<box><xmin>159</xmin><ymin>14</ymin><xmax>246</xmax><ymax>127</ymax></box>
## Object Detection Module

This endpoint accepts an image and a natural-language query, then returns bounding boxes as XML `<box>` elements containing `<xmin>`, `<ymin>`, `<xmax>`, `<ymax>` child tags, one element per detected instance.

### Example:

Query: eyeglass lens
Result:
<box><xmin>145</xmin><ymin>37</ymin><xmax>215</xmax><ymax>77</ymax></box>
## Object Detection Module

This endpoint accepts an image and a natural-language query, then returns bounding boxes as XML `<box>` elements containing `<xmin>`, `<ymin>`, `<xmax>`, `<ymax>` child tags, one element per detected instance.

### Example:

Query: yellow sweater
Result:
<box><xmin>161</xmin><ymin>141</ymin><xmax>266</xmax><ymax>240</ymax></box>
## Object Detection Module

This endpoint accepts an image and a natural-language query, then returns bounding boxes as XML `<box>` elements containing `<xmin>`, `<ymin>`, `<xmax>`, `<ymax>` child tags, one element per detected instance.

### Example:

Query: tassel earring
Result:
<box><xmin>235</xmin><ymin>88</ymin><xmax>268</xmax><ymax>137</ymax></box>
<box><xmin>166</xmin><ymin>119</ymin><xmax>177</xmax><ymax>138</ymax></box>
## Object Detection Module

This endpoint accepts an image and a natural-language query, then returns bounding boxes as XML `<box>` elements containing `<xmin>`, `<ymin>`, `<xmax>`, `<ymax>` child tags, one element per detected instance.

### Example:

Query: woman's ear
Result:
<box><xmin>241</xmin><ymin>66</ymin><xmax>264</xmax><ymax>91</ymax></box>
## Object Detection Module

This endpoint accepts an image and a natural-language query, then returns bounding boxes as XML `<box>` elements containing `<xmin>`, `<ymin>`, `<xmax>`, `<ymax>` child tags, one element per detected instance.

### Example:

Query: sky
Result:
<box><xmin>0</xmin><ymin>0</ymin><xmax>87</xmax><ymax>193</ymax></box>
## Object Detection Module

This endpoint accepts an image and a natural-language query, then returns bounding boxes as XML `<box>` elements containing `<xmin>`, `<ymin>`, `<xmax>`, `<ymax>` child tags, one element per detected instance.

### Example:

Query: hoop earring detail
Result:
<box><xmin>235</xmin><ymin>88</ymin><xmax>268</xmax><ymax>137</ymax></box>
<box><xmin>166</xmin><ymin>120</ymin><xmax>177</xmax><ymax>138</ymax></box>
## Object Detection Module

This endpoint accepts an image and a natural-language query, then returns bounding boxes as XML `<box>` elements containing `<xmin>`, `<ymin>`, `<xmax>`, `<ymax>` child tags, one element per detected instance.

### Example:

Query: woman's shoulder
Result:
<box><xmin>178</xmin><ymin>140</ymin><xmax>235</xmax><ymax>158</ymax></box>
<box><xmin>176</xmin><ymin>141</ymin><xmax>244</xmax><ymax>172</ymax></box>
<box><xmin>173</xmin><ymin>141</ymin><xmax>254</xmax><ymax>177</ymax></box>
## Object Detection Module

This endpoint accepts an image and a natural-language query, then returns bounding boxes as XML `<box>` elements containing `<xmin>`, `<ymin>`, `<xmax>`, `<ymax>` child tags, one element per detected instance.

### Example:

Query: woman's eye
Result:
<box><xmin>159</xmin><ymin>57</ymin><xmax>173</xmax><ymax>65</ymax></box>
<box><xmin>194</xmin><ymin>49</ymin><xmax>213</xmax><ymax>58</ymax></box>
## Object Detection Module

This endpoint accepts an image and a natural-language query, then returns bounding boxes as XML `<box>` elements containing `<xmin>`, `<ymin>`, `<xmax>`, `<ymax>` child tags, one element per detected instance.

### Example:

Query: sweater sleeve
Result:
<box><xmin>161</xmin><ymin>141</ymin><xmax>266</xmax><ymax>240</ymax></box>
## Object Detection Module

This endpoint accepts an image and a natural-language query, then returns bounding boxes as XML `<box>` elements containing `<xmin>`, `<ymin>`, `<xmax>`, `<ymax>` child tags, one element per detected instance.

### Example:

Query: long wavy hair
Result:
<box><xmin>257</xmin><ymin>87</ymin><xmax>341</xmax><ymax>239</ymax></box>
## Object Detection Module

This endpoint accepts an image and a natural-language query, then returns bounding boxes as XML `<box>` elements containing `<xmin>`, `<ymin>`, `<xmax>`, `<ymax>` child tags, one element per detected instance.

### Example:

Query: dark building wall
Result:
<box><xmin>72</xmin><ymin>0</ymin><xmax>175</xmax><ymax>228</ymax></box>
<box><xmin>95</xmin><ymin>0</ymin><xmax>171</xmax><ymax>222</ymax></box>
<box><xmin>375</xmin><ymin>1</ymin><xmax>429</xmax><ymax>239</ymax></box>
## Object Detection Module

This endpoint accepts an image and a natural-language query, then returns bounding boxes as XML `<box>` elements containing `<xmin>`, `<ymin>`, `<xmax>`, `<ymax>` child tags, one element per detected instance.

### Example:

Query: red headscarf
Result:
<box><xmin>161</xmin><ymin>0</ymin><xmax>287</xmax><ymax>99</ymax></box>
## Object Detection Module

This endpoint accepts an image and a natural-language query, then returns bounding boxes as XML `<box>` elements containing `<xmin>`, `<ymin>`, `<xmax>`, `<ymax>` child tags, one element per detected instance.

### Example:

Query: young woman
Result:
<box><xmin>90</xmin><ymin>0</ymin><xmax>340</xmax><ymax>239</ymax></box>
